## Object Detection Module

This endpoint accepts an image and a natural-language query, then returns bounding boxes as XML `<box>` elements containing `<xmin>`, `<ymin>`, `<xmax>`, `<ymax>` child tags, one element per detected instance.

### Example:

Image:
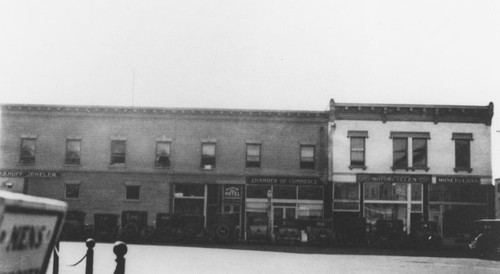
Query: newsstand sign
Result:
<box><xmin>0</xmin><ymin>190</ymin><xmax>67</xmax><ymax>274</ymax></box>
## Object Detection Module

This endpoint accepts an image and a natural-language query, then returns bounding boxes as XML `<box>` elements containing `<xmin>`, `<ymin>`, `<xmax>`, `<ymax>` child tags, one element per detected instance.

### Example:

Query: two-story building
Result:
<box><xmin>329</xmin><ymin>99</ymin><xmax>494</xmax><ymax>244</ymax></box>
<box><xmin>0</xmin><ymin>104</ymin><xmax>329</xmax><ymax>241</ymax></box>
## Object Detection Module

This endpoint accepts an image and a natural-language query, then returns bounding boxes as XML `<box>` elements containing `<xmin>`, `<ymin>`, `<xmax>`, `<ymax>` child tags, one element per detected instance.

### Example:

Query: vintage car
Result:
<box><xmin>410</xmin><ymin>221</ymin><xmax>442</xmax><ymax>249</ymax></box>
<box><xmin>93</xmin><ymin>213</ymin><xmax>119</xmax><ymax>242</ymax></box>
<box><xmin>469</xmin><ymin>219</ymin><xmax>500</xmax><ymax>259</ymax></box>
<box><xmin>209</xmin><ymin>213</ymin><xmax>240</xmax><ymax>243</ymax></box>
<box><xmin>276</xmin><ymin>220</ymin><xmax>301</xmax><ymax>244</ymax></box>
<box><xmin>307</xmin><ymin>219</ymin><xmax>334</xmax><ymax>246</ymax></box>
<box><xmin>120</xmin><ymin>211</ymin><xmax>149</xmax><ymax>243</ymax></box>
<box><xmin>173</xmin><ymin>214</ymin><xmax>207</xmax><ymax>243</ymax></box>
<box><xmin>370</xmin><ymin>219</ymin><xmax>407</xmax><ymax>248</ymax></box>
<box><xmin>247</xmin><ymin>214</ymin><xmax>269</xmax><ymax>241</ymax></box>
<box><xmin>59</xmin><ymin>210</ymin><xmax>86</xmax><ymax>241</ymax></box>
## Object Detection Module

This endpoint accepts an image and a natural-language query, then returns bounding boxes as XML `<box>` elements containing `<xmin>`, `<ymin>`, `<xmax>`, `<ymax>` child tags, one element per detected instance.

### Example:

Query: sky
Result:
<box><xmin>1</xmin><ymin>1</ymin><xmax>499</xmax><ymax>175</ymax></box>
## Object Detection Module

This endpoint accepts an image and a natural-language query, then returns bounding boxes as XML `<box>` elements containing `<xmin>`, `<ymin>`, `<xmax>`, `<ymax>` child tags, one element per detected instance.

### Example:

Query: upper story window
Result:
<box><xmin>246</xmin><ymin>144</ymin><xmax>261</xmax><ymax>168</ymax></box>
<box><xmin>452</xmin><ymin>133</ymin><xmax>473</xmax><ymax>172</ymax></box>
<box><xmin>155</xmin><ymin>141</ymin><xmax>171</xmax><ymax>168</ymax></box>
<box><xmin>300</xmin><ymin>145</ymin><xmax>315</xmax><ymax>169</ymax></box>
<box><xmin>126</xmin><ymin>185</ymin><xmax>140</xmax><ymax>200</ymax></box>
<box><xmin>20</xmin><ymin>138</ymin><xmax>36</xmax><ymax>164</ymax></box>
<box><xmin>111</xmin><ymin>140</ymin><xmax>126</xmax><ymax>165</ymax></box>
<box><xmin>65</xmin><ymin>184</ymin><xmax>80</xmax><ymax>199</ymax></box>
<box><xmin>201</xmin><ymin>142</ymin><xmax>216</xmax><ymax>169</ymax></box>
<box><xmin>348</xmin><ymin>131</ymin><xmax>368</xmax><ymax>170</ymax></box>
<box><xmin>390</xmin><ymin>132</ymin><xmax>430</xmax><ymax>171</ymax></box>
<box><xmin>65</xmin><ymin>139</ymin><xmax>81</xmax><ymax>165</ymax></box>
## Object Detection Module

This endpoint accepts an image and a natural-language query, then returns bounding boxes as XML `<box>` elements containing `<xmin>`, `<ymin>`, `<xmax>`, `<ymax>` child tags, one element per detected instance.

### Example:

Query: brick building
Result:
<box><xmin>0</xmin><ymin>104</ymin><xmax>329</xmax><ymax>241</ymax></box>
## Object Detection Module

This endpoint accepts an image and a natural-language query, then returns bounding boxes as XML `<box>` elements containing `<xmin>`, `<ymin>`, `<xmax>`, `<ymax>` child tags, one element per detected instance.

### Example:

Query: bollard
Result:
<box><xmin>53</xmin><ymin>241</ymin><xmax>59</xmax><ymax>274</ymax></box>
<box><xmin>113</xmin><ymin>241</ymin><xmax>128</xmax><ymax>274</ymax></box>
<box><xmin>86</xmin><ymin>238</ymin><xmax>95</xmax><ymax>274</ymax></box>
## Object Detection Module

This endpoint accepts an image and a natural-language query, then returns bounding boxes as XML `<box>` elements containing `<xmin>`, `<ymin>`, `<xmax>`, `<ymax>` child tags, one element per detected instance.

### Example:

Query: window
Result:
<box><xmin>20</xmin><ymin>138</ymin><xmax>36</xmax><ymax>164</ymax></box>
<box><xmin>126</xmin><ymin>185</ymin><xmax>140</xmax><ymax>200</ymax></box>
<box><xmin>155</xmin><ymin>141</ymin><xmax>171</xmax><ymax>168</ymax></box>
<box><xmin>65</xmin><ymin>184</ymin><xmax>80</xmax><ymax>199</ymax></box>
<box><xmin>65</xmin><ymin>139</ymin><xmax>81</xmax><ymax>165</ymax></box>
<box><xmin>348</xmin><ymin>131</ymin><xmax>368</xmax><ymax>169</ymax></box>
<box><xmin>333</xmin><ymin>183</ymin><xmax>359</xmax><ymax>211</ymax></box>
<box><xmin>390</xmin><ymin>132</ymin><xmax>430</xmax><ymax>170</ymax></box>
<box><xmin>453</xmin><ymin>133</ymin><xmax>472</xmax><ymax>172</ymax></box>
<box><xmin>246</xmin><ymin>144</ymin><xmax>261</xmax><ymax>168</ymax></box>
<box><xmin>201</xmin><ymin>143</ymin><xmax>216</xmax><ymax>168</ymax></box>
<box><xmin>300</xmin><ymin>145</ymin><xmax>315</xmax><ymax>169</ymax></box>
<box><xmin>111</xmin><ymin>140</ymin><xmax>126</xmax><ymax>165</ymax></box>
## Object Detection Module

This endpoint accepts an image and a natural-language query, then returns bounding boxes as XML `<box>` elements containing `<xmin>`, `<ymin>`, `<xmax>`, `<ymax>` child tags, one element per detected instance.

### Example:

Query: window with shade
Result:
<box><xmin>300</xmin><ymin>145</ymin><xmax>315</xmax><ymax>169</ymax></box>
<box><xmin>111</xmin><ymin>140</ymin><xmax>126</xmax><ymax>165</ymax></box>
<box><xmin>452</xmin><ymin>133</ymin><xmax>472</xmax><ymax>172</ymax></box>
<box><xmin>348</xmin><ymin>131</ymin><xmax>368</xmax><ymax>169</ymax></box>
<box><xmin>201</xmin><ymin>143</ymin><xmax>216</xmax><ymax>169</ymax></box>
<box><xmin>390</xmin><ymin>132</ymin><xmax>430</xmax><ymax>171</ymax></box>
<box><xmin>155</xmin><ymin>141</ymin><xmax>171</xmax><ymax>168</ymax></box>
<box><xmin>65</xmin><ymin>139</ymin><xmax>81</xmax><ymax>165</ymax></box>
<box><xmin>246</xmin><ymin>144</ymin><xmax>261</xmax><ymax>168</ymax></box>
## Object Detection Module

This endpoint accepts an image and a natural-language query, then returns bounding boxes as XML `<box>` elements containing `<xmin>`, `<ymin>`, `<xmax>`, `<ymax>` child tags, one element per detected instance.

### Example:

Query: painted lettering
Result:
<box><xmin>6</xmin><ymin>225</ymin><xmax>46</xmax><ymax>252</ymax></box>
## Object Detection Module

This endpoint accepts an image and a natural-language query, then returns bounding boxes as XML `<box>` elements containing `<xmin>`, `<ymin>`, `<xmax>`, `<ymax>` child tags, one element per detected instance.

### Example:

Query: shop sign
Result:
<box><xmin>357</xmin><ymin>174</ymin><xmax>432</xmax><ymax>184</ymax></box>
<box><xmin>223</xmin><ymin>185</ymin><xmax>242</xmax><ymax>198</ymax></box>
<box><xmin>0</xmin><ymin>170</ymin><xmax>61</xmax><ymax>178</ymax></box>
<box><xmin>247</xmin><ymin>176</ymin><xmax>320</xmax><ymax>185</ymax></box>
<box><xmin>0</xmin><ymin>191</ymin><xmax>67</xmax><ymax>274</ymax></box>
<box><xmin>436</xmin><ymin>176</ymin><xmax>481</xmax><ymax>184</ymax></box>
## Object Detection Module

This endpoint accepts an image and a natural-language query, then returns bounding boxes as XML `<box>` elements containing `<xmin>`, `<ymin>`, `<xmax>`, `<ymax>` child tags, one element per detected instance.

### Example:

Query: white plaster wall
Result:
<box><xmin>331</xmin><ymin>120</ymin><xmax>492</xmax><ymax>178</ymax></box>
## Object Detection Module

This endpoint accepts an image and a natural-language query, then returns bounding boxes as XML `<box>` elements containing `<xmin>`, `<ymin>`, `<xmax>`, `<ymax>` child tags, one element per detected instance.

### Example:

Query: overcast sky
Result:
<box><xmin>1</xmin><ymin>1</ymin><xmax>499</xmax><ymax>175</ymax></box>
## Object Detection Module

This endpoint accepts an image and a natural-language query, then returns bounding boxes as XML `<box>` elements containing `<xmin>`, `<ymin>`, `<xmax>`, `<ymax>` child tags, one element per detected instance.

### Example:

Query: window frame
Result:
<box><xmin>19</xmin><ymin>138</ymin><xmax>36</xmax><ymax>164</ymax></box>
<box><xmin>125</xmin><ymin>185</ymin><xmax>141</xmax><ymax>200</ymax></box>
<box><xmin>390</xmin><ymin>132</ymin><xmax>430</xmax><ymax>171</ymax></box>
<box><xmin>110</xmin><ymin>140</ymin><xmax>127</xmax><ymax>166</ymax></box>
<box><xmin>200</xmin><ymin>142</ymin><xmax>216</xmax><ymax>169</ymax></box>
<box><xmin>65</xmin><ymin>184</ymin><xmax>80</xmax><ymax>199</ymax></box>
<box><xmin>299</xmin><ymin>145</ymin><xmax>315</xmax><ymax>170</ymax></box>
<box><xmin>452</xmin><ymin>133</ymin><xmax>473</xmax><ymax>172</ymax></box>
<box><xmin>246</xmin><ymin>143</ymin><xmax>261</xmax><ymax>168</ymax></box>
<box><xmin>155</xmin><ymin>141</ymin><xmax>171</xmax><ymax>168</ymax></box>
<box><xmin>65</xmin><ymin>139</ymin><xmax>82</xmax><ymax>165</ymax></box>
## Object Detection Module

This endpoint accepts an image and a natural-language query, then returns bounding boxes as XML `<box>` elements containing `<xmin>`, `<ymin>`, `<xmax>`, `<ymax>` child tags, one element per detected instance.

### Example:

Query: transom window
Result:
<box><xmin>300</xmin><ymin>145</ymin><xmax>315</xmax><ymax>169</ymax></box>
<box><xmin>155</xmin><ymin>141</ymin><xmax>171</xmax><ymax>168</ymax></box>
<box><xmin>65</xmin><ymin>139</ymin><xmax>81</xmax><ymax>165</ymax></box>
<box><xmin>246</xmin><ymin>144</ymin><xmax>261</xmax><ymax>168</ymax></box>
<box><xmin>111</xmin><ymin>140</ymin><xmax>126</xmax><ymax>165</ymax></box>
<box><xmin>201</xmin><ymin>143</ymin><xmax>216</xmax><ymax>168</ymax></box>
<box><xmin>20</xmin><ymin>138</ymin><xmax>36</xmax><ymax>164</ymax></box>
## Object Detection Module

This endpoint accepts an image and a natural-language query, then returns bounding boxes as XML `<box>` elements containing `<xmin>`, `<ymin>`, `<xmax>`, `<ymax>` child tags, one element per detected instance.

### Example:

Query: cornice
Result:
<box><xmin>329</xmin><ymin>99</ymin><xmax>494</xmax><ymax>125</ymax></box>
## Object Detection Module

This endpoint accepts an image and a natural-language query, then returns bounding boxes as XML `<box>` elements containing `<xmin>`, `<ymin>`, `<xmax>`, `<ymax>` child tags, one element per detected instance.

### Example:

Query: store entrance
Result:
<box><xmin>273</xmin><ymin>206</ymin><xmax>296</xmax><ymax>226</ymax></box>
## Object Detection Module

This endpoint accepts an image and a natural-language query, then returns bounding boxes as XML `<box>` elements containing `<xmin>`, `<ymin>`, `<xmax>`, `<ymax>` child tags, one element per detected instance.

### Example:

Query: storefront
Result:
<box><xmin>245</xmin><ymin>176</ymin><xmax>324</xmax><ymax>241</ymax></box>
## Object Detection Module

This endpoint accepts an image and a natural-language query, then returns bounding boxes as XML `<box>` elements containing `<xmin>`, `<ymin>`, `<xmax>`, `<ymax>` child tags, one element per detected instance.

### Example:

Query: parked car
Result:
<box><xmin>307</xmin><ymin>219</ymin><xmax>334</xmax><ymax>246</ymax></box>
<box><xmin>410</xmin><ymin>221</ymin><xmax>442</xmax><ymax>249</ymax></box>
<box><xmin>469</xmin><ymin>219</ymin><xmax>500</xmax><ymax>259</ymax></box>
<box><xmin>276</xmin><ymin>220</ymin><xmax>301</xmax><ymax>244</ymax></box>
<box><xmin>370</xmin><ymin>219</ymin><xmax>407</xmax><ymax>248</ymax></box>
<box><xmin>247</xmin><ymin>214</ymin><xmax>269</xmax><ymax>242</ymax></box>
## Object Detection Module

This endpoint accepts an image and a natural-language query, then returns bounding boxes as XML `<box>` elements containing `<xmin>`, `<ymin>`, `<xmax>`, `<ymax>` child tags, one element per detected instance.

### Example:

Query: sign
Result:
<box><xmin>223</xmin><ymin>185</ymin><xmax>242</xmax><ymax>198</ymax></box>
<box><xmin>0</xmin><ymin>170</ymin><xmax>61</xmax><ymax>178</ymax></box>
<box><xmin>247</xmin><ymin>176</ymin><xmax>320</xmax><ymax>185</ymax></box>
<box><xmin>357</xmin><ymin>174</ymin><xmax>432</xmax><ymax>184</ymax></box>
<box><xmin>0</xmin><ymin>191</ymin><xmax>67</xmax><ymax>274</ymax></box>
<box><xmin>436</xmin><ymin>176</ymin><xmax>481</xmax><ymax>184</ymax></box>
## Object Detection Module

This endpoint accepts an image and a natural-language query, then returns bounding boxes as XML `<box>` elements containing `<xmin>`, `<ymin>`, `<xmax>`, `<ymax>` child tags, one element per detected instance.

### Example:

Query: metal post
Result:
<box><xmin>52</xmin><ymin>241</ymin><xmax>59</xmax><ymax>274</ymax></box>
<box><xmin>86</xmin><ymin>238</ymin><xmax>95</xmax><ymax>274</ymax></box>
<box><xmin>113</xmin><ymin>241</ymin><xmax>128</xmax><ymax>274</ymax></box>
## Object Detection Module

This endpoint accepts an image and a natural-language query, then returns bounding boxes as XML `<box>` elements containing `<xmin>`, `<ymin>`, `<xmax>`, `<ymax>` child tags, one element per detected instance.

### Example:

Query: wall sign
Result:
<box><xmin>0</xmin><ymin>191</ymin><xmax>66</xmax><ymax>274</ymax></box>
<box><xmin>436</xmin><ymin>176</ymin><xmax>481</xmax><ymax>184</ymax></box>
<box><xmin>223</xmin><ymin>185</ymin><xmax>242</xmax><ymax>198</ymax></box>
<box><xmin>0</xmin><ymin>170</ymin><xmax>61</xmax><ymax>178</ymax></box>
<box><xmin>247</xmin><ymin>176</ymin><xmax>320</xmax><ymax>185</ymax></box>
<box><xmin>357</xmin><ymin>174</ymin><xmax>432</xmax><ymax>184</ymax></box>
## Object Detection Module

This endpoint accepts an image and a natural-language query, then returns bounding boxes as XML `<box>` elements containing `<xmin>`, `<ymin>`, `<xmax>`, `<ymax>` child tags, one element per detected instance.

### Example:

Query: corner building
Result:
<box><xmin>0</xmin><ymin>105</ymin><xmax>329</xmax><ymax>241</ymax></box>
<box><xmin>329</xmin><ymin>100</ymin><xmax>494</xmax><ymax>244</ymax></box>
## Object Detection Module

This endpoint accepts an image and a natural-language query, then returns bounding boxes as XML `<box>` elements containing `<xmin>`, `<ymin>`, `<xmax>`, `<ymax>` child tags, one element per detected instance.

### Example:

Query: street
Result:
<box><xmin>47</xmin><ymin>242</ymin><xmax>500</xmax><ymax>274</ymax></box>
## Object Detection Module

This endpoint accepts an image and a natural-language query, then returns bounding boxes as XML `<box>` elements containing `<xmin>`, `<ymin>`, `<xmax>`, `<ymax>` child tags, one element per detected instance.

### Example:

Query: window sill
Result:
<box><xmin>454</xmin><ymin>167</ymin><xmax>473</xmax><ymax>173</ymax></box>
<box><xmin>64</xmin><ymin>164</ymin><xmax>82</xmax><ymax>167</ymax></box>
<box><xmin>391</xmin><ymin>166</ymin><xmax>429</xmax><ymax>172</ymax></box>
<box><xmin>109</xmin><ymin>164</ymin><xmax>126</xmax><ymax>169</ymax></box>
<box><xmin>411</xmin><ymin>167</ymin><xmax>430</xmax><ymax>172</ymax></box>
<box><xmin>349</xmin><ymin>165</ymin><xmax>367</xmax><ymax>170</ymax></box>
<box><xmin>124</xmin><ymin>199</ymin><xmax>140</xmax><ymax>202</ymax></box>
<box><xmin>154</xmin><ymin>166</ymin><xmax>171</xmax><ymax>169</ymax></box>
<box><xmin>18</xmin><ymin>162</ymin><xmax>35</xmax><ymax>166</ymax></box>
<box><xmin>64</xmin><ymin>197</ymin><xmax>80</xmax><ymax>200</ymax></box>
<box><xmin>200</xmin><ymin>167</ymin><xmax>216</xmax><ymax>171</ymax></box>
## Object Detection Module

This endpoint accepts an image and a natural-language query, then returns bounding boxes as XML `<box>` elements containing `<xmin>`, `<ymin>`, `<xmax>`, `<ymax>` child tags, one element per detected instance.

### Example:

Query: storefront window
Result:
<box><xmin>175</xmin><ymin>184</ymin><xmax>204</xmax><ymax>197</ymax></box>
<box><xmin>297</xmin><ymin>204</ymin><xmax>322</xmax><ymax>220</ymax></box>
<box><xmin>365</xmin><ymin>204</ymin><xmax>407</xmax><ymax>229</ymax></box>
<box><xmin>429</xmin><ymin>183</ymin><xmax>484</xmax><ymax>203</ymax></box>
<box><xmin>298</xmin><ymin>186</ymin><xmax>323</xmax><ymax>200</ymax></box>
<box><xmin>364</xmin><ymin>182</ymin><xmax>407</xmax><ymax>201</ymax></box>
<box><xmin>246</xmin><ymin>185</ymin><xmax>271</xmax><ymax>199</ymax></box>
<box><xmin>411</xmin><ymin>183</ymin><xmax>422</xmax><ymax>201</ymax></box>
<box><xmin>174</xmin><ymin>199</ymin><xmax>204</xmax><ymax>215</ymax></box>
<box><xmin>334</xmin><ymin>183</ymin><xmax>359</xmax><ymax>200</ymax></box>
<box><xmin>273</xmin><ymin>186</ymin><xmax>297</xmax><ymax>199</ymax></box>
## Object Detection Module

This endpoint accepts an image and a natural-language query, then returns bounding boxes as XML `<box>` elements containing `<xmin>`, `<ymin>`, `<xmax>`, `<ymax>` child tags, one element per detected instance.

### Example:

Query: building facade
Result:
<box><xmin>0</xmin><ymin>104</ymin><xmax>329</xmax><ymax>241</ymax></box>
<box><xmin>329</xmin><ymin>100</ymin><xmax>494</xmax><ymax>244</ymax></box>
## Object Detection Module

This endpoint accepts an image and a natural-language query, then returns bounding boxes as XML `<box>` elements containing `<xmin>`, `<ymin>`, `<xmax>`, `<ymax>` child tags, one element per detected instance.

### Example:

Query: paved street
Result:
<box><xmin>47</xmin><ymin>242</ymin><xmax>500</xmax><ymax>274</ymax></box>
